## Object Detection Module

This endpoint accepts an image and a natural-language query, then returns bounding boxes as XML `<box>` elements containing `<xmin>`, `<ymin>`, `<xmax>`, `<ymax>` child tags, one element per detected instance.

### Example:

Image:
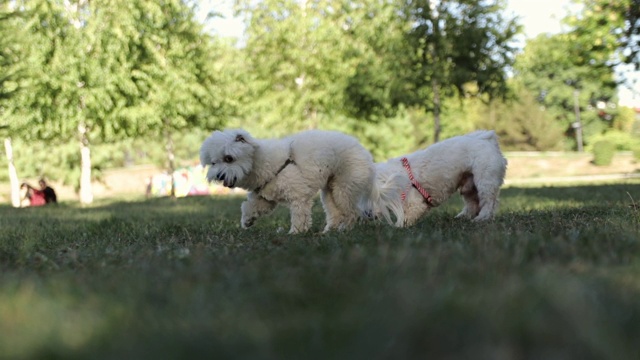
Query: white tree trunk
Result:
<box><xmin>4</xmin><ymin>138</ymin><xmax>21</xmax><ymax>208</ymax></box>
<box><xmin>78</xmin><ymin>130</ymin><xmax>93</xmax><ymax>205</ymax></box>
<box><xmin>163</xmin><ymin>119</ymin><xmax>177</xmax><ymax>198</ymax></box>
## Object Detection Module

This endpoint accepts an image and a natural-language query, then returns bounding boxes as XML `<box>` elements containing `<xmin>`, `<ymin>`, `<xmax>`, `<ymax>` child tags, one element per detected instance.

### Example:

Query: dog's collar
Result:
<box><xmin>254</xmin><ymin>156</ymin><xmax>296</xmax><ymax>195</ymax></box>
<box><xmin>400</xmin><ymin>157</ymin><xmax>433</xmax><ymax>205</ymax></box>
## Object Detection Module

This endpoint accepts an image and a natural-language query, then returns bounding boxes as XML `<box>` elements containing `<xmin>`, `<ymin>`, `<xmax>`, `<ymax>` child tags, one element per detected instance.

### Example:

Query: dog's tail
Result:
<box><xmin>361</xmin><ymin>167</ymin><xmax>406</xmax><ymax>227</ymax></box>
<box><xmin>468</xmin><ymin>130</ymin><xmax>508</xmax><ymax>167</ymax></box>
<box><xmin>467</xmin><ymin>129</ymin><xmax>499</xmax><ymax>141</ymax></box>
<box><xmin>467</xmin><ymin>130</ymin><xmax>503</xmax><ymax>150</ymax></box>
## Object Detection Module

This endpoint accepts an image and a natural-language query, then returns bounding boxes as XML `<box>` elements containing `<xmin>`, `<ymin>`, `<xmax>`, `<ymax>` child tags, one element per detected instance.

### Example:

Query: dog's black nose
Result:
<box><xmin>216</xmin><ymin>172</ymin><xmax>225</xmax><ymax>181</ymax></box>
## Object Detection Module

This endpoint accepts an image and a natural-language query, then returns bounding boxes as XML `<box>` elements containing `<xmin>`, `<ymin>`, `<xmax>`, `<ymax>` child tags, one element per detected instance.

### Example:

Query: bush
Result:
<box><xmin>632</xmin><ymin>144</ymin><xmax>640</xmax><ymax>162</ymax></box>
<box><xmin>588</xmin><ymin>130</ymin><xmax>638</xmax><ymax>151</ymax></box>
<box><xmin>592</xmin><ymin>140</ymin><xmax>616</xmax><ymax>166</ymax></box>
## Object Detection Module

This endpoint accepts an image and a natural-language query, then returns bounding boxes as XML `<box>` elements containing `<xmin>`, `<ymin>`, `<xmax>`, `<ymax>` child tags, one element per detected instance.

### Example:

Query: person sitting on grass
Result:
<box><xmin>21</xmin><ymin>179</ymin><xmax>57</xmax><ymax>206</ymax></box>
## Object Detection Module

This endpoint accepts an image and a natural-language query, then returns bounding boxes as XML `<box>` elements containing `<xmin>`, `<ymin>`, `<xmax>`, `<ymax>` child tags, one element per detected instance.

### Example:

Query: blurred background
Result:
<box><xmin>1</xmin><ymin>0</ymin><xmax>639</xmax><ymax>205</ymax></box>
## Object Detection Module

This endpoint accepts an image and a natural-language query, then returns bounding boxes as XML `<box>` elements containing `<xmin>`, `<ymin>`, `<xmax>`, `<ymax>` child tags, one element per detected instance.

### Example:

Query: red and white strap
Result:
<box><xmin>400</xmin><ymin>157</ymin><xmax>433</xmax><ymax>204</ymax></box>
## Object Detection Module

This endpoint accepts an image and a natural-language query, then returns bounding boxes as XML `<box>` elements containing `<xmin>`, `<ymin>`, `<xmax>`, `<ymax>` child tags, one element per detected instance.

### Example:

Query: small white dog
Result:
<box><xmin>200</xmin><ymin>129</ymin><xmax>377</xmax><ymax>234</ymax></box>
<box><xmin>365</xmin><ymin>130</ymin><xmax>508</xmax><ymax>227</ymax></box>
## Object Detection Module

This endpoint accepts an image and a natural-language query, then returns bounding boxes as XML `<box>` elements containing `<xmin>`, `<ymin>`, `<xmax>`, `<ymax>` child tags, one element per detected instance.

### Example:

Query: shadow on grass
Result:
<box><xmin>501</xmin><ymin>182</ymin><xmax>640</xmax><ymax>206</ymax></box>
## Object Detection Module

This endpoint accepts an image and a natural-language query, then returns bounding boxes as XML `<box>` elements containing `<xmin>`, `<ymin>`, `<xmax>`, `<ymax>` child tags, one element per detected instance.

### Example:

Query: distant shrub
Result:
<box><xmin>587</xmin><ymin>130</ymin><xmax>638</xmax><ymax>152</ymax></box>
<box><xmin>592</xmin><ymin>140</ymin><xmax>616</xmax><ymax>166</ymax></box>
<box><xmin>632</xmin><ymin>144</ymin><xmax>640</xmax><ymax>162</ymax></box>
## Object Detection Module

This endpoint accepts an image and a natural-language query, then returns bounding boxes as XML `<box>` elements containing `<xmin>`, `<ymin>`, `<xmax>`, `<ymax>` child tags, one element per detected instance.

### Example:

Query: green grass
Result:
<box><xmin>1</xmin><ymin>181</ymin><xmax>640</xmax><ymax>359</ymax></box>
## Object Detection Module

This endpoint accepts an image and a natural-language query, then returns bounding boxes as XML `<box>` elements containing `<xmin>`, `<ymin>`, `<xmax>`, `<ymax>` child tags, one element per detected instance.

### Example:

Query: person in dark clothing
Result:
<box><xmin>38</xmin><ymin>179</ymin><xmax>57</xmax><ymax>204</ymax></box>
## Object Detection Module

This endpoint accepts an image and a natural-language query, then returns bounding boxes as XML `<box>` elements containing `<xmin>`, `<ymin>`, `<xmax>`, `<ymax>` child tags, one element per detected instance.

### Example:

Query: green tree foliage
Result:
<box><xmin>560</xmin><ymin>0</ymin><xmax>640</xmax><ymax>151</ymax></box>
<box><xmin>0</xmin><ymin>3</ymin><xmax>24</xmax><ymax>106</ymax></box>
<box><xmin>9</xmin><ymin>0</ymin><xmax>230</xmax><ymax>141</ymax></box>
<box><xmin>400</xmin><ymin>0</ymin><xmax>520</xmax><ymax>142</ymax></box>
<box><xmin>592</xmin><ymin>139</ymin><xmax>616</xmax><ymax>165</ymax></box>
<box><xmin>6</xmin><ymin>0</ymin><xmax>640</xmax><ymax>199</ymax></box>
<box><xmin>238</xmin><ymin>0</ymin><xmax>365</xmax><ymax>135</ymax></box>
<box><xmin>235</xmin><ymin>0</ymin><xmax>520</xmax><ymax>152</ymax></box>
<box><xmin>341</xmin><ymin>0</ymin><xmax>411</xmax><ymax>122</ymax></box>
<box><xmin>471</xmin><ymin>86</ymin><xmax>565</xmax><ymax>151</ymax></box>
<box><xmin>0</xmin><ymin>3</ymin><xmax>43</xmax><ymax>206</ymax></box>
<box><xmin>122</xmin><ymin>0</ymin><xmax>234</xmax><ymax>137</ymax></box>
<box><xmin>114</xmin><ymin>0</ymin><xmax>236</xmax><ymax>195</ymax></box>
<box><xmin>3</xmin><ymin>0</ymin><xmax>233</xmax><ymax>200</ymax></box>
<box><xmin>567</xmin><ymin>0</ymin><xmax>640</xmax><ymax>70</ymax></box>
<box><xmin>514</xmin><ymin>33</ymin><xmax>619</xmax><ymax>150</ymax></box>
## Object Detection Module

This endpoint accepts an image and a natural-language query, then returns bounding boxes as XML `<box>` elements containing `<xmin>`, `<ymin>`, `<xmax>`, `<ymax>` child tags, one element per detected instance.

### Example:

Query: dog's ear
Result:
<box><xmin>235</xmin><ymin>134</ymin><xmax>246</xmax><ymax>143</ymax></box>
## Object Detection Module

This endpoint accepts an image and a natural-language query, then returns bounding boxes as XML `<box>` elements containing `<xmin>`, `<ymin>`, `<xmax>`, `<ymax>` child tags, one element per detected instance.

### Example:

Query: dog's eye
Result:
<box><xmin>223</xmin><ymin>155</ymin><xmax>234</xmax><ymax>163</ymax></box>
<box><xmin>210</xmin><ymin>162</ymin><xmax>216</xmax><ymax>166</ymax></box>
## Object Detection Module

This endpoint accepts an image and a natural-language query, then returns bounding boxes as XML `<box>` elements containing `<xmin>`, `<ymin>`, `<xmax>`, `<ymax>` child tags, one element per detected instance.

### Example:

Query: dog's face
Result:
<box><xmin>200</xmin><ymin>129</ymin><xmax>256</xmax><ymax>188</ymax></box>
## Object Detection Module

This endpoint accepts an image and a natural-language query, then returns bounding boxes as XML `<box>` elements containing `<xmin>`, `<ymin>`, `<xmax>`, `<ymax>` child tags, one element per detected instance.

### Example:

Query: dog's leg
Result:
<box><xmin>473</xmin><ymin>180</ymin><xmax>501</xmax><ymax>221</ymax></box>
<box><xmin>456</xmin><ymin>192</ymin><xmax>480</xmax><ymax>219</ymax></box>
<box><xmin>474</xmin><ymin>189</ymin><xmax>499</xmax><ymax>221</ymax></box>
<box><xmin>289</xmin><ymin>198</ymin><xmax>314</xmax><ymax>234</ymax></box>
<box><xmin>321</xmin><ymin>188</ymin><xmax>342</xmax><ymax>233</ymax></box>
<box><xmin>456</xmin><ymin>174</ymin><xmax>480</xmax><ymax>219</ymax></box>
<box><xmin>471</xmin><ymin>153</ymin><xmax>506</xmax><ymax>221</ymax></box>
<box><xmin>329</xmin><ymin>162</ymin><xmax>377</xmax><ymax>231</ymax></box>
<box><xmin>327</xmin><ymin>184</ymin><xmax>363</xmax><ymax>231</ymax></box>
<box><xmin>241</xmin><ymin>193</ymin><xmax>277</xmax><ymax>228</ymax></box>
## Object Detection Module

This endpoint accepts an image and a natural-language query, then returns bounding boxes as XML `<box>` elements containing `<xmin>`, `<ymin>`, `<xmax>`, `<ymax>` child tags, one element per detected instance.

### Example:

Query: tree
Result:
<box><xmin>6</xmin><ymin>0</ymin><xmax>131</xmax><ymax>204</ymax></box>
<box><xmin>0</xmin><ymin>3</ymin><xmax>23</xmax><ymax>105</ymax></box>
<box><xmin>471</xmin><ymin>87</ymin><xmax>565</xmax><ymax>151</ymax></box>
<box><xmin>400</xmin><ymin>0</ymin><xmax>520</xmax><ymax>142</ymax></box>
<box><xmin>238</xmin><ymin>0</ymin><xmax>371</xmax><ymax>135</ymax></box>
<box><xmin>340</xmin><ymin>0</ymin><xmax>411</xmax><ymax>122</ymax></box>
<box><xmin>121</xmin><ymin>0</ymin><xmax>234</xmax><ymax>196</ymax></box>
<box><xmin>1</xmin><ymin>2</ymin><xmax>38</xmax><ymax>207</ymax></box>
<box><xmin>2</xmin><ymin>134</ymin><xmax>21</xmax><ymax>207</ymax></box>
<box><xmin>567</xmin><ymin>0</ymin><xmax>640</xmax><ymax>70</ymax></box>
<box><xmin>6</xmin><ymin>0</ymin><xmax>233</xmax><ymax>202</ymax></box>
<box><xmin>564</xmin><ymin>0</ymin><xmax>640</xmax><ymax>140</ymax></box>
<box><xmin>514</xmin><ymin>33</ymin><xmax>618</xmax><ymax>150</ymax></box>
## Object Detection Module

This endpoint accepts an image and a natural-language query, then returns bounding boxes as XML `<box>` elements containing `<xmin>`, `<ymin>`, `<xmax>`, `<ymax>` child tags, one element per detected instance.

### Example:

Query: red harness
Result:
<box><xmin>400</xmin><ymin>157</ymin><xmax>433</xmax><ymax>205</ymax></box>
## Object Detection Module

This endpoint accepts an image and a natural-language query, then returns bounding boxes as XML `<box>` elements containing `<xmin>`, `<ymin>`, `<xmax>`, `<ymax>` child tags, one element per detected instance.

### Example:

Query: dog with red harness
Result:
<box><xmin>363</xmin><ymin>130</ymin><xmax>507</xmax><ymax>227</ymax></box>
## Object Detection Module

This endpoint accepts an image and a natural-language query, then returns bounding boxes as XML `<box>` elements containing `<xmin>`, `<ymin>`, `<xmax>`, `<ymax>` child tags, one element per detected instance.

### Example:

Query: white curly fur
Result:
<box><xmin>367</xmin><ymin>130</ymin><xmax>508</xmax><ymax>227</ymax></box>
<box><xmin>200</xmin><ymin>129</ymin><xmax>377</xmax><ymax>234</ymax></box>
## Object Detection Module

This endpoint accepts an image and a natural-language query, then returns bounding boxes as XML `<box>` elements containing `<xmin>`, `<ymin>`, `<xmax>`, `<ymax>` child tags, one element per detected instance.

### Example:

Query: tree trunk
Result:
<box><xmin>4</xmin><ymin>138</ymin><xmax>21</xmax><ymax>208</ymax></box>
<box><xmin>432</xmin><ymin>77</ymin><xmax>442</xmax><ymax>143</ymax></box>
<box><xmin>78</xmin><ymin>124</ymin><xmax>93</xmax><ymax>205</ymax></box>
<box><xmin>429</xmin><ymin>0</ymin><xmax>442</xmax><ymax>143</ymax></box>
<box><xmin>573</xmin><ymin>89</ymin><xmax>584</xmax><ymax>152</ymax></box>
<box><xmin>163</xmin><ymin>119</ymin><xmax>176</xmax><ymax>198</ymax></box>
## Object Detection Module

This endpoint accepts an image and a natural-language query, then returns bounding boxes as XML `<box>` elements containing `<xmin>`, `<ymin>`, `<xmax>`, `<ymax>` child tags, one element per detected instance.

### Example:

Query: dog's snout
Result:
<box><xmin>361</xmin><ymin>210</ymin><xmax>376</xmax><ymax>220</ymax></box>
<box><xmin>216</xmin><ymin>172</ymin><xmax>225</xmax><ymax>181</ymax></box>
<box><xmin>242</xmin><ymin>217</ymin><xmax>255</xmax><ymax>228</ymax></box>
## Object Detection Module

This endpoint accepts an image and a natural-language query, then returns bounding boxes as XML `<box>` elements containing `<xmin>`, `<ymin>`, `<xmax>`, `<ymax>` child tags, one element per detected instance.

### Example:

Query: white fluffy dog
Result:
<box><xmin>200</xmin><ymin>129</ymin><xmax>377</xmax><ymax>234</ymax></box>
<box><xmin>366</xmin><ymin>130</ymin><xmax>508</xmax><ymax>227</ymax></box>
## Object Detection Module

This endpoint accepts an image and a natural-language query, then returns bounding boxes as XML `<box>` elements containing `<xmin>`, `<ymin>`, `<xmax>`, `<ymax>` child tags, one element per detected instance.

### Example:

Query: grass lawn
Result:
<box><xmin>1</xmin><ymin>180</ymin><xmax>640</xmax><ymax>359</ymax></box>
